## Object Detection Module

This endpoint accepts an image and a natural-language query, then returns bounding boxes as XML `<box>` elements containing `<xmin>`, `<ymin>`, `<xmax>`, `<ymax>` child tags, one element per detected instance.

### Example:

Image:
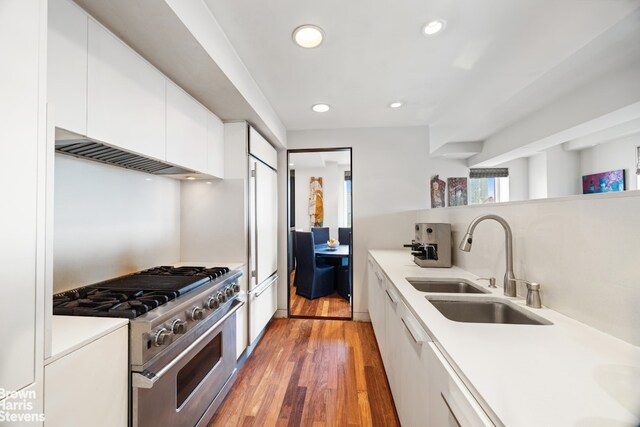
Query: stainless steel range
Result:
<box><xmin>53</xmin><ymin>266</ymin><xmax>243</xmax><ymax>427</ymax></box>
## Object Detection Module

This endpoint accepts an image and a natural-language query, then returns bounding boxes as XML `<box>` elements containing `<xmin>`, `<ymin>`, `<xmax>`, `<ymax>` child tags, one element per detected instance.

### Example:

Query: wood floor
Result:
<box><xmin>289</xmin><ymin>270</ymin><xmax>352</xmax><ymax>318</ymax></box>
<box><xmin>210</xmin><ymin>319</ymin><xmax>400</xmax><ymax>427</ymax></box>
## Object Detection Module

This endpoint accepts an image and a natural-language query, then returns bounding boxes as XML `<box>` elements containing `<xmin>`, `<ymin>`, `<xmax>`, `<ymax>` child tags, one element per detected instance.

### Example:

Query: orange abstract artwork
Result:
<box><xmin>309</xmin><ymin>177</ymin><xmax>323</xmax><ymax>227</ymax></box>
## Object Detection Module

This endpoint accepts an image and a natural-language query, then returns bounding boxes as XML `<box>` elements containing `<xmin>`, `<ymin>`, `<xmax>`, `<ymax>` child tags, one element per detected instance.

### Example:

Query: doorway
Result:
<box><xmin>287</xmin><ymin>148</ymin><xmax>353</xmax><ymax>319</ymax></box>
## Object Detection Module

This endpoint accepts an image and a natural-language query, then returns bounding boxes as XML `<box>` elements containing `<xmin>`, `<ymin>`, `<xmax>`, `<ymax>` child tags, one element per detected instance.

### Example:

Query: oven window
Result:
<box><xmin>176</xmin><ymin>333</ymin><xmax>222</xmax><ymax>408</ymax></box>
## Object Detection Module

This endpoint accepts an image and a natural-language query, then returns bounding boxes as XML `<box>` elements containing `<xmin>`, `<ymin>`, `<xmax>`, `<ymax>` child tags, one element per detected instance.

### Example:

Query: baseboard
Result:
<box><xmin>274</xmin><ymin>309</ymin><xmax>287</xmax><ymax>318</ymax></box>
<box><xmin>353</xmin><ymin>311</ymin><xmax>371</xmax><ymax>322</ymax></box>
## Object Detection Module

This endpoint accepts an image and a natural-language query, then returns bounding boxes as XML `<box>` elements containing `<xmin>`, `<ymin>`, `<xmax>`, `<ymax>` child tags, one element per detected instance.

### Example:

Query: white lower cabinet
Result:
<box><xmin>384</xmin><ymin>284</ymin><xmax>403</xmax><ymax>412</ymax></box>
<box><xmin>367</xmin><ymin>257</ymin><xmax>386</xmax><ymax>364</ymax></box>
<box><xmin>398</xmin><ymin>304</ymin><xmax>431</xmax><ymax>426</ymax></box>
<box><xmin>248</xmin><ymin>275</ymin><xmax>278</xmax><ymax>344</ymax></box>
<box><xmin>368</xmin><ymin>257</ymin><xmax>494</xmax><ymax>427</ymax></box>
<box><xmin>44</xmin><ymin>326</ymin><xmax>128</xmax><ymax>427</ymax></box>
<box><xmin>426</xmin><ymin>342</ymin><xmax>494</xmax><ymax>427</ymax></box>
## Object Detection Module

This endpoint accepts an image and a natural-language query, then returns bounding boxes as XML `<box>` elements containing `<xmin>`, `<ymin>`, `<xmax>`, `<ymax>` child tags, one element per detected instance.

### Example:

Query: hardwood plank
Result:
<box><xmin>209</xmin><ymin>319</ymin><xmax>399</xmax><ymax>427</ymax></box>
<box><xmin>289</xmin><ymin>270</ymin><xmax>352</xmax><ymax>318</ymax></box>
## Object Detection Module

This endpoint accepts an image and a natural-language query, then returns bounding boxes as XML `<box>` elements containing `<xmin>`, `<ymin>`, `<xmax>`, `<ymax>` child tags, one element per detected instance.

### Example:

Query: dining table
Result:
<box><xmin>314</xmin><ymin>244</ymin><xmax>350</xmax><ymax>258</ymax></box>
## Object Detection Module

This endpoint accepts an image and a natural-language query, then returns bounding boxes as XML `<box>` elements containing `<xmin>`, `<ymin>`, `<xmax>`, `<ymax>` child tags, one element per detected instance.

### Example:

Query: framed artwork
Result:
<box><xmin>430</xmin><ymin>175</ymin><xmax>446</xmax><ymax>208</ymax></box>
<box><xmin>309</xmin><ymin>177</ymin><xmax>324</xmax><ymax>226</ymax></box>
<box><xmin>581</xmin><ymin>169</ymin><xmax>625</xmax><ymax>194</ymax></box>
<box><xmin>447</xmin><ymin>177</ymin><xmax>468</xmax><ymax>206</ymax></box>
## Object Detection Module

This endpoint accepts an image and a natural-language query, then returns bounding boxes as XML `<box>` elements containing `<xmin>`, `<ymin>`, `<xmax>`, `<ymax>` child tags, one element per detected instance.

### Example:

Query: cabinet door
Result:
<box><xmin>424</xmin><ymin>343</ymin><xmax>495</xmax><ymax>427</ymax></box>
<box><xmin>48</xmin><ymin>0</ymin><xmax>87</xmax><ymax>134</ymax></box>
<box><xmin>87</xmin><ymin>19</ymin><xmax>165</xmax><ymax>159</ymax></box>
<box><xmin>367</xmin><ymin>258</ymin><xmax>385</xmax><ymax>355</ymax></box>
<box><xmin>206</xmin><ymin>111</ymin><xmax>224</xmax><ymax>178</ymax></box>
<box><xmin>44</xmin><ymin>326</ymin><xmax>128</xmax><ymax>426</ymax></box>
<box><xmin>248</xmin><ymin>275</ymin><xmax>278</xmax><ymax>344</ymax></box>
<box><xmin>166</xmin><ymin>80</ymin><xmax>208</xmax><ymax>173</ymax></box>
<box><xmin>383</xmin><ymin>283</ymin><xmax>403</xmax><ymax>409</ymax></box>
<box><xmin>0</xmin><ymin>0</ymin><xmax>42</xmax><ymax>394</ymax></box>
<box><xmin>252</xmin><ymin>160</ymin><xmax>278</xmax><ymax>286</ymax></box>
<box><xmin>398</xmin><ymin>305</ymin><xmax>432</xmax><ymax>427</ymax></box>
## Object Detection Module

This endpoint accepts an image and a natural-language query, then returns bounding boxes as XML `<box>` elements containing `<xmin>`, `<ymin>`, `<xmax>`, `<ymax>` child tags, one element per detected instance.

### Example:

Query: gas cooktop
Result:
<box><xmin>53</xmin><ymin>265</ymin><xmax>232</xmax><ymax>319</ymax></box>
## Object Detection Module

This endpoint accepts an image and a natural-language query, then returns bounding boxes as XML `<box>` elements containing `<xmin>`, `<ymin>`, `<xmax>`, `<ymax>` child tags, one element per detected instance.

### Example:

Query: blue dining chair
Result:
<box><xmin>294</xmin><ymin>232</ymin><xmax>335</xmax><ymax>299</ymax></box>
<box><xmin>311</xmin><ymin>227</ymin><xmax>330</xmax><ymax>245</ymax></box>
<box><xmin>336</xmin><ymin>261</ymin><xmax>352</xmax><ymax>301</ymax></box>
<box><xmin>338</xmin><ymin>227</ymin><xmax>351</xmax><ymax>246</ymax></box>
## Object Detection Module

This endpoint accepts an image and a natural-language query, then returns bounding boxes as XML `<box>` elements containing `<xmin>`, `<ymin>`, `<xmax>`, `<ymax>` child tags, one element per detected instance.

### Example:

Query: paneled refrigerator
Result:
<box><xmin>247</xmin><ymin>126</ymin><xmax>278</xmax><ymax>344</ymax></box>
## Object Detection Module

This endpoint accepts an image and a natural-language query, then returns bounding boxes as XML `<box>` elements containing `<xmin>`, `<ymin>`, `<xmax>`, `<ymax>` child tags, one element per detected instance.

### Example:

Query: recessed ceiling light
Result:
<box><xmin>289</xmin><ymin>163</ymin><xmax>294</xmax><ymax>166</ymax></box>
<box><xmin>186</xmin><ymin>176</ymin><xmax>196</xmax><ymax>180</ymax></box>
<box><xmin>206</xmin><ymin>181</ymin><xmax>212</xmax><ymax>185</ymax></box>
<box><xmin>389</xmin><ymin>101</ymin><xmax>404</xmax><ymax>109</ymax></box>
<box><xmin>312</xmin><ymin>103</ymin><xmax>330</xmax><ymax>113</ymax></box>
<box><xmin>422</xmin><ymin>19</ymin><xmax>446</xmax><ymax>36</ymax></box>
<box><xmin>292</xmin><ymin>25</ymin><xmax>324</xmax><ymax>48</ymax></box>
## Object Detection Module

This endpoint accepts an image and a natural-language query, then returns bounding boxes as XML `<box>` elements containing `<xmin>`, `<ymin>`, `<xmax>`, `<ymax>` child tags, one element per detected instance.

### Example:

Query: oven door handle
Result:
<box><xmin>132</xmin><ymin>300</ymin><xmax>245</xmax><ymax>390</ymax></box>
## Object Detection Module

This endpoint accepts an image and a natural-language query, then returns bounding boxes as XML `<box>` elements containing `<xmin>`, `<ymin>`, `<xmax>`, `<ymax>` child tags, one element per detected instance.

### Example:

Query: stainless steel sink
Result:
<box><xmin>427</xmin><ymin>298</ymin><xmax>552</xmax><ymax>325</ymax></box>
<box><xmin>406</xmin><ymin>278</ymin><xmax>489</xmax><ymax>294</ymax></box>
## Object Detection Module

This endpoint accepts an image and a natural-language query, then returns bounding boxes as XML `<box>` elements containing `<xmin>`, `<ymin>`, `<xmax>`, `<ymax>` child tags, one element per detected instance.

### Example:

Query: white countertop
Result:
<box><xmin>47</xmin><ymin>316</ymin><xmax>129</xmax><ymax>365</ymax></box>
<box><xmin>369</xmin><ymin>249</ymin><xmax>640</xmax><ymax>427</ymax></box>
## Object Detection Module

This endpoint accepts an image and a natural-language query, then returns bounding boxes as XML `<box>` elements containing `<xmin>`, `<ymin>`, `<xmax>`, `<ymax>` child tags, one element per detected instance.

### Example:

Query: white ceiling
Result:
<box><xmin>204</xmin><ymin>0</ymin><xmax>640</xmax><ymax>147</ymax></box>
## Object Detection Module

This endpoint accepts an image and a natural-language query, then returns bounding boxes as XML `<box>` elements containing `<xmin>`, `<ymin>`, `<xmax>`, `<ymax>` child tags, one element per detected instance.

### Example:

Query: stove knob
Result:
<box><xmin>217</xmin><ymin>291</ymin><xmax>227</xmax><ymax>303</ymax></box>
<box><xmin>191</xmin><ymin>306</ymin><xmax>205</xmax><ymax>321</ymax></box>
<box><xmin>171</xmin><ymin>319</ymin><xmax>187</xmax><ymax>334</ymax></box>
<box><xmin>207</xmin><ymin>296</ymin><xmax>219</xmax><ymax>310</ymax></box>
<box><xmin>232</xmin><ymin>283</ymin><xmax>240</xmax><ymax>293</ymax></box>
<box><xmin>225</xmin><ymin>287</ymin><xmax>234</xmax><ymax>298</ymax></box>
<box><xmin>153</xmin><ymin>328</ymin><xmax>171</xmax><ymax>347</ymax></box>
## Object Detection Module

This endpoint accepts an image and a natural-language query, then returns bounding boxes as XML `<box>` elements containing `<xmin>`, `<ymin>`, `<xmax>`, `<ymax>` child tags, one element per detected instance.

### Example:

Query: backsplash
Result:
<box><xmin>53</xmin><ymin>155</ymin><xmax>181</xmax><ymax>293</ymax></box>
<box><xmin>416</xmin><ymin>191</ymin><xmax>640</xmax><ymax>346</ymax></box>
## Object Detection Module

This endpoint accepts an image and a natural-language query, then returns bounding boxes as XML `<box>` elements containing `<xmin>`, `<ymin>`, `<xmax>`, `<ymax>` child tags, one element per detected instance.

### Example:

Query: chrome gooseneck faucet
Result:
<box><xmin>459</xmin><ymin>214</ymin><xmax>517</xmax><ymax>297</ymax></box>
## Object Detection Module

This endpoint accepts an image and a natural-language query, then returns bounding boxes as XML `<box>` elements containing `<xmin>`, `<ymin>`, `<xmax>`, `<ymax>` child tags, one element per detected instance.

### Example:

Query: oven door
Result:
<box><xmin>132</xmin><ymin>301</ymin><xmax>242</xmax><ymax>427</ymax></box>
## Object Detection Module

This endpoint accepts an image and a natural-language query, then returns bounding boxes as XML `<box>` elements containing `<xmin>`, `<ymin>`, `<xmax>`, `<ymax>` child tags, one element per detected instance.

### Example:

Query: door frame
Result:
<box><xmin>286</xmin><ymin>147</ymin><xmax>353</xmax><ymax>320</ymax></box>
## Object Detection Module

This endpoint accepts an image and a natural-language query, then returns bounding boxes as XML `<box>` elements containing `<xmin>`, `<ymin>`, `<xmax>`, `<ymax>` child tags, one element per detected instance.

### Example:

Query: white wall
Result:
<box><xmin>579</xmin><ymin>132</ymin><xmax>640</xmax><ymax>191</ymax></box>
<box><xmin>53</xmin><ymin>155</ymin><xmax>181</xmax><ymax>292</ymax></box>
<box><xmin>496</xmin><ymin>157</ymin><xmax>528</xmax><ymax>201</ymax></box>
<box><xmin>416</xmin><ymin>191</ymin><xmax>640</xmax><ymax>346</ymax></box>
<box><xmin>279</xmin><ymin>127</ymin><xmax>470</xmax><ymax>319</ymax></box>
<box><xmin>546</xmin><ymin>145</ymin><xmax>581</xmax><ymax>198</ymax></box>
<box><xmin>528</xmin><ymin>153</ymin><xmax>548</xmax><ymax>199</ymax></box>
<box><xmin>292</xmin><ymin>162</ymin><xmax>348</xmax><ymax>236</ymax></box>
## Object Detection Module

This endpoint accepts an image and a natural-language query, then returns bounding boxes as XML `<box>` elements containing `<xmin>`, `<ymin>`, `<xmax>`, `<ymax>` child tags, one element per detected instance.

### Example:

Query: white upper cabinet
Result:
<box><xmin>248</xmin><ymin>127</ymin><xmax>277</xmax><ymax>169</ymax></box>
<box><xmin>206</xmin><ymin>111</ymin><xmax>224</xmax><ymax>178</ymax></box>
<box><xmin>166</xmin><ymin>80</ymin><xmax>208</xmax><ymax>173</ymax></box>
<box><xmin>48</xmin><ymin>0</ymin><xmax>87</xmax><ymax>135</ymax></box>
<box><xmin>87</xmin><ymin>19</ymin><xmax>165</xmax><ymax>160</ymax></box>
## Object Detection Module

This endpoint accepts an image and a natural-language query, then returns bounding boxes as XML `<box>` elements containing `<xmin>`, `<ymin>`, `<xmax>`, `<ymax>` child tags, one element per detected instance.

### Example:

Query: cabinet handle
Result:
<box><xmin>252</xmin><ymin>162</ymin><xmax>259</xmax><ymax>284</ymax></box>
<box><xmin>253</xmin><ymin>275</ymin><xmax>278</xmax><ymax>298</ymax></box>
<box><xmin>375</xmin><ymin>271</ymin><xmax>383</xmax><ymax>283</ymax></box>
<box><xmin>441</xmin><ymin>393</ymin><xmax>463</xmax><ymax>427</ymax></box>
<box><xmin>401</xmin><ymin>317</ymin><xmax>423</xmax><ymax>344</ymax></box>
<box><xmin>385</xmin><ymin>288</ymin><xmax>397</xmax><ymax>304</ymax></box>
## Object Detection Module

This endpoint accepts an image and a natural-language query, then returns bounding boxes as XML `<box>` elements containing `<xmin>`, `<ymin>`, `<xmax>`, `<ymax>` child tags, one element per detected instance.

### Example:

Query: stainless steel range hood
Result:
<box><xmin>54</xmin><ymin>130</ymin><xmax>196</xmax><ymax>176</ymax></box>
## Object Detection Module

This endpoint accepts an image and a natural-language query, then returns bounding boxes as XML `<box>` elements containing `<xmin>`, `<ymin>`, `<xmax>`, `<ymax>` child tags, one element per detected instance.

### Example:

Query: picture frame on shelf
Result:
<box><xmin>581</xmin><ymin>169</ymin><xmax>625</xmax><ymax>194</ymax></box>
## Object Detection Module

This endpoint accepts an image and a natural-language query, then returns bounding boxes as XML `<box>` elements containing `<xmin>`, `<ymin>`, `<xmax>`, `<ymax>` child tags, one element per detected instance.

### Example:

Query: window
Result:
<box><xmin>469</xmin><ymin>177</ymin><xmax>510</xmax><ymax>204</ymax></box>
<box><xmin>468</xmin><ymin>167</ymin><xmax>510</xmax><ymax>204</ymax></box>
<box><xmin>344</xmin><ymin>171</ymin><xmax>352</xmax><ymax>227</ymax></box>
